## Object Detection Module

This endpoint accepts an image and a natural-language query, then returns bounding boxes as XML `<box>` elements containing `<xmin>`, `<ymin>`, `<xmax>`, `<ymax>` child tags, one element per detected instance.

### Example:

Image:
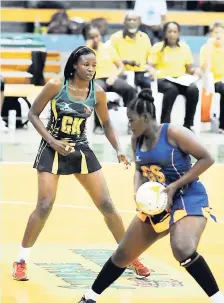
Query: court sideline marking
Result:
<box><xmin>1</xmin><ymin>161</ymin><xmax>224</xmax><ymax>166</ymax></box>
<box><xmin>0</xmin><ymin>200</ymin><xmax>224</xmax><ymax>223</ymax></box>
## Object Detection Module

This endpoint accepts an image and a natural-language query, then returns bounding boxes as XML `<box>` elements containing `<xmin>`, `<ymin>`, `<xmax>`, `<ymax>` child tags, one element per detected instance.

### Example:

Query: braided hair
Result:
<box><xmin>161</xmin><ymin>21</ymin><xmax>180</xmax><ymax>52</ymax></box>
<box><xmin>64</xmin><ymin>46</ymin><xmax>96</xmax><ymax>84</ymax></box>
<box><xmin>128</xmin><ymin>89</ymin><xmax>156</xmax><ymax>119</ymax></box>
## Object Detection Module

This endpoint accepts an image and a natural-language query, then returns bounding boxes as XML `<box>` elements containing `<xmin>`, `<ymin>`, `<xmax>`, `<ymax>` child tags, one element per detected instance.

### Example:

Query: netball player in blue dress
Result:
<box><xmin>79</xmin><ymin>89</ymin><xmax>223</xmax><ymax>303</ymax></box>
<box><xmin>12</xmin><ymin>46</ymin><xmax>150</xmax><ymax>281</ymax></box>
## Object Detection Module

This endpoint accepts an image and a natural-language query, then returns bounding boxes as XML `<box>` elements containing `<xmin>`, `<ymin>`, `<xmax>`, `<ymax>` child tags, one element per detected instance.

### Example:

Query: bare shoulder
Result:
<box><xmin>167</xmin><ymin>124</ymin><xmax>181</xmax><ymax>137</ymax></box>
<box><xmin>167</xmin><ymin>124</ymin><xmax>196</xmax><ymax>146</ymax></box>
<box><xmin>168</xmin><ymin>124</ymin><xmax>192</xmax><ymax>137</ymax></box>
<box><xmin>95</xmin><ymin>82</ymin><xmax>105</xmax><ymax>92</ymax></box>
<box><xmin>95</xmin><ymin>82</ymin><xmax>106</xmax><ymax>100</ymax></box>
<box><xmin>47</xmin><ymin>78</ymin><xmax>63</xmax><ymax>92</ymax></box>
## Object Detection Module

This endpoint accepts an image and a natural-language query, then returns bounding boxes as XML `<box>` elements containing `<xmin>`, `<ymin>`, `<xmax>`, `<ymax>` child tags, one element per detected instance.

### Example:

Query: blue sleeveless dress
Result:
<box><xmin>135</xmin><ymin>123</ymin><xmax>216</xmax><ymax>233</ymax></box>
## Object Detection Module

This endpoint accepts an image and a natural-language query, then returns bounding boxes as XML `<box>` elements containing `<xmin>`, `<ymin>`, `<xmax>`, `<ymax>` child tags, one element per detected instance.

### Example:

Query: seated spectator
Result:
<box><xmin>47</xmin><ymin>10</ymin><xmax>72</xmax><ymax>34</ymax></box>
<box><xmin>134</xmin><ymin>0</ymin><xmax>167</xmax><ymax>44</ymax></box>
<box><xmin>83</xmin><ymin>24</ymin><xmax>136</xmax><ymax>134</ymax></box>
<box><xmin>200</xmin><ymin>20</ymin><xmax>224</xmax><ymax>133</ymax></box>
<box><xmin>149</xmin><ymin>22</ymin><xmax>200</xmax><ymax>130</ymax></box>
<box><xmin>109</xmin><ymin>11</ymin><xmax>152</xmax><ymax>90</ymax></box>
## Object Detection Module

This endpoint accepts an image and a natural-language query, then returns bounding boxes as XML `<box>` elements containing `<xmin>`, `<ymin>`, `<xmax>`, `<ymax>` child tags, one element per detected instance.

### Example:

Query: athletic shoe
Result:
<box><xmin>128</xmin><ymin>258</ymin><xmax>150</xmax><ymax>277</ymax></box>
<box><xmin>12</xmin><ymin>259</ymin><xmax>29</xmax><ymax>281</ymax></box>
<box><xmin>78</xmin><ymin>296</ymin><xmax>96</xmax><ymax>303</ymax></box>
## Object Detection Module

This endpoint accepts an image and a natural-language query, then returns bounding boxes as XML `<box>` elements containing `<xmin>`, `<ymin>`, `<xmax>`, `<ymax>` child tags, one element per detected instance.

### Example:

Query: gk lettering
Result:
<box><xmin>61</xmin><ymin>116</ymin><xmax>84</xmax><ymax>135</ymax></box>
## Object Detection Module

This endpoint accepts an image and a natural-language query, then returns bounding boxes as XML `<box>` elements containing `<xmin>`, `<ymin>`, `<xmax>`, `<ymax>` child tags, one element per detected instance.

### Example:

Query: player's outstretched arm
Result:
<box><xmin>95</xmin><ymin>84</ymin><xmax>130</xmax><ymax>167</ymax></box>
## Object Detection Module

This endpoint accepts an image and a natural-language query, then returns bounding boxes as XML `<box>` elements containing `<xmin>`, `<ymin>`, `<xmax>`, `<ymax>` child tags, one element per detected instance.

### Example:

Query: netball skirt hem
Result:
<box><xmin>33</xmin><ymin>143</ymin><xmax>101</xmax><ymax>175</ymax></box>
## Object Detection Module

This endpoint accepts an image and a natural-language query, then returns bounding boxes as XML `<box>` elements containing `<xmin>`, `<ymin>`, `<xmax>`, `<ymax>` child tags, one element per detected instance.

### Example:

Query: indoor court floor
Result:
<box><xmin>1</xmin><ymin>162</ymin><xmax>224</xmax><ymax>303</ymax></box>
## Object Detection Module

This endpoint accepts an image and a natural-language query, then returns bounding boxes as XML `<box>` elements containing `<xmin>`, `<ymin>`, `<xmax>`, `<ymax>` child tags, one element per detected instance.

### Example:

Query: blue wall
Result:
<box><xmin>1</xmin><ymin>33</ymin><xmax>208</xmax><ymax>53</ymax></box>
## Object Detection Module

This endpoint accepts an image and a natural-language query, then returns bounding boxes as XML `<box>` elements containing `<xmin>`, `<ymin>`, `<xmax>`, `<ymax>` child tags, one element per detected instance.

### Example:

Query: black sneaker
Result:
<box><xmin>183</xmin><ymin>124</ymin><xmax>194</xmax><ymax>132</ymax></box>
<box><xmin>78</xmin><ymin>296</ymin><xmax>96</xmax><ymax>303</ymax></box>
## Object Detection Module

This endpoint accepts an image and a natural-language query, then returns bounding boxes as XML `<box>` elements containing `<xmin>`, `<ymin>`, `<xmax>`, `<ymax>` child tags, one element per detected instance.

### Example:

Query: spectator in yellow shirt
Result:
<box><xmin>109</xmin><ymin>11</ymin><xmax>152</xmax><ymax>89</ymax></box>
<box><xmin>200</xmin><ymin>21</ymin><xmax>224</xmax><ymax>133</ymax></box>
<box><xmin>150</xmin><ymin>22</ymin><xmax>199</xmax><ymax>130</ymax></box>
<box><xmin>83</xmin><ymin>24</ymin><xmax>136</xmax><ymax>134</ymax></box>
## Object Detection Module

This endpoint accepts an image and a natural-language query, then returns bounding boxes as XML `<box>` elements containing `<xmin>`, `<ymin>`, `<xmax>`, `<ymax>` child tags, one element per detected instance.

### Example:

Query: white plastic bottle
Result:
<box><xmin>8</xmin><ymin>110</ymin><xmax>17</xmax><ymax>131</ymax></box>
<box><xmin>210</xmin><ymin>114</ymin><xmax>219</xmax><ymax>133</ymax></box>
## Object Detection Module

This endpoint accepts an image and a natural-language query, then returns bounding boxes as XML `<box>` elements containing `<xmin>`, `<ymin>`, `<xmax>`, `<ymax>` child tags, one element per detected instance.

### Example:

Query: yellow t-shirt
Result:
<box><xmin>200</xmin><ymin>44</ymin><xmax>224</xmax><ymax>83</ymax></box>
<box><xmin>110</xmin><ymin>30</ymin><xmax>151</xmax><ymax>72</ymax></box>
<box><xmin>94</xmin><ymin>42</ymin><xmax>120</xmax><ymax>79</ymax></box>
<box><xmin>150</xmin><ymin>41</ymin><xmax>193</xmax><ymax>79</ymax></box>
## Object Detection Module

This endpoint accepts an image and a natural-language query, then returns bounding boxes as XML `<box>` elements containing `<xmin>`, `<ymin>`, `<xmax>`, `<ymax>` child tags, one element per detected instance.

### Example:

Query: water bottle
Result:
<box><xmin>210</xmin><ymin>114</ymin><xmax>219</xmax><ymax>133</ymax></box>
<box><xmin>34</xmin><ymin>18</ymin><xmax>41</xmax><ymax>34</ymax></box>
<box><xmin>8</xmin><ymin>110</ymin><xmax>17</xmax><ymax>130</ymax></box>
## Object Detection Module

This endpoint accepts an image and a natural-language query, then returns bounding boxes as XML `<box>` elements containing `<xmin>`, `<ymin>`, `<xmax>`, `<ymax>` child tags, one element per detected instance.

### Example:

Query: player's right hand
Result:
<box><xmin>49</xmin><ymin>139</ymin><xmax>75</xmax><ymax>156</ymax></box>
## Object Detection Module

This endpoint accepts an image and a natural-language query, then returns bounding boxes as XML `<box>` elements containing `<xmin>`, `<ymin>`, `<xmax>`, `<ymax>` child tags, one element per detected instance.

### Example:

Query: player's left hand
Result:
<box><xmin>117</xmin><ymin>152</ymin><xmax>131</xmax><ymax>169</ymax></box>
<box><xmin>162</xmin><ymin>183</ymin><xmax>178</xmax><ymax>212</ymax></box>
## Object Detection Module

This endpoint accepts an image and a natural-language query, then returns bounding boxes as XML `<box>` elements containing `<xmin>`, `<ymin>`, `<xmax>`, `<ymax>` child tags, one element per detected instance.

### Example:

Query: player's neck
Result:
<box><xmin>71</xmin><ymin>78</ymin><xmax>89</xmax><ymax>89</ymax></box>
<box><xmin>143</xmin><ymin>121</ymin><xmax>160</xmax><ymax>139</ymax></box>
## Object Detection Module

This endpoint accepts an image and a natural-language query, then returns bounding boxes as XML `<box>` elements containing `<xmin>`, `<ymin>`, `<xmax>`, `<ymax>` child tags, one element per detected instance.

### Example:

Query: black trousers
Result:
<box><xmin>215</xmin><ymin>81</ymin><xmax>224</xmax><ymax>130</ymax></box>
<box><xmin>94</xmin><ymin>78</ymin><xmax>136</xmax><ymax>128</ymax></box>
<box><xmin>158</xmin><ymin>79</ymin><xmax>199</xmax><ymax>127</ymax></box>
<box><xmin>134</xmin><ymin>72</ymin><xmax>151</xmax><ymax>89</ymax></box>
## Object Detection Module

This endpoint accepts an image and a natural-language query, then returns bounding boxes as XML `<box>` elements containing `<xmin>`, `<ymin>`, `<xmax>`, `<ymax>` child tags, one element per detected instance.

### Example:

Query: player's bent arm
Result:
<box><xmin>168</xmin><ymin>125</ymin><xmax>215</xmax><ymax>190</ymax></box>
<box><xmin>28</xmin><ymin>78</ymin><xmax>61</xmax><ymax>144</ymax></box>
<box><xmin>95</xmin><ymin>84</ymin><xmax>122</xmax><ymax>153</ymax></box>
<box><xmin>131</xmin><ymin>136</ymin><xmax>147</xmax><ymax>193</ymax></box>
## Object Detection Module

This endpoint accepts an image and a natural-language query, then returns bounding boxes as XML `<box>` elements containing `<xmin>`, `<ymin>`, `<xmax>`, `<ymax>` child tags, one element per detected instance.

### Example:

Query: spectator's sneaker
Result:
<box><xmin>0</xmin><ymin>117</ymin><xmax>8</xmax><ymax>132</ymax></box>
<box><xmin>128</xmin><ymin>258</ymin><xmax>150</xmax><ymax>278</ymax></box>
<box><xmin>183</xmin><ymin>124</ymin><xmax>194</xmax><ymax>132</ymax></box>
<box><xmin>78</xmin><ymin>296</ymin><xmax>96</xmax><ymax>303</ymax></box>
<box><xmin>12</xmin><ymin>260</ymin><xmax>29</xmax><ymax>281</ymax></box>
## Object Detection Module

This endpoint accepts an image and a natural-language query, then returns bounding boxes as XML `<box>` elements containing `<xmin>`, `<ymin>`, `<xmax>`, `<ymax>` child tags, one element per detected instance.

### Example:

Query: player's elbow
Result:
<box><xmin>28</xmin><ymin>108</ymin><xmax>37</xmax><ymax>122</ymax></box>
<box><xmin>204</xmin><ymin>154</ymin><xmax>215</xmax><ymax>167</ymax></box>
<box><xmin>208</xmin><ymin>155</ymin><xmax>215</xmax><ymax>166</ymax></box>
<box><xmin>28</xmin><ymin>109</ymin><xmax>33</xmax><ymax>122</ymax></box>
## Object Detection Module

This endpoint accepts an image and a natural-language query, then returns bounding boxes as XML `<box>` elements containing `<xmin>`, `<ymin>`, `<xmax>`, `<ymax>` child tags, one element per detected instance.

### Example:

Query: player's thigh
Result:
<box><xmin>113</xmin><ymin>215</ymin><xmax>169</xmax><ymax>266</ymax></box>
<box><xmin>74</xmin><ymin>169</ymin><xmax>114</xmax><ymax>211</ymax></box>
<box><xmin>37</xmin><ymin>171</ymin><xmax>59</xmax><ymax>203</ymax></box>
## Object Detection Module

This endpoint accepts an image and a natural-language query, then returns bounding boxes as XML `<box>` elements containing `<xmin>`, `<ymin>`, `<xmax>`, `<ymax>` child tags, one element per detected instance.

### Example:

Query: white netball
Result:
<box><xmin>136</xmin><ymin>182</ymin><xmax>168</xmax><ymax>216</ymax></box>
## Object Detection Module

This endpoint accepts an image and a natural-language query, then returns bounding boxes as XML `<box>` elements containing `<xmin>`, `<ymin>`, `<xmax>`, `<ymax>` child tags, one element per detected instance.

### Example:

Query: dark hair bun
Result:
<box><xmin>138</xmin><ymin>89</ymin><xmax>154</xmax><ymax>103</ymax></box>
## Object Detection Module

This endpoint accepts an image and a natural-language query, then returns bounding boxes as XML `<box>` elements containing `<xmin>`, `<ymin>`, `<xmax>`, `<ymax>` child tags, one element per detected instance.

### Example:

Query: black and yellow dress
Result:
<box><xmin>33</xmin><ymin>80</ymin><xmax>101</xmax><ymax>175</ymax></box>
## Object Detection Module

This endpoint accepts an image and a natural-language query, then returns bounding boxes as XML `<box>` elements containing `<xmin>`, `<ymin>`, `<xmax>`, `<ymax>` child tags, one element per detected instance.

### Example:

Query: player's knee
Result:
<box><xmin>112</xmin><ymin>246</ymin><xmax>130</xmax><ymax>267</ymax></box>
<box><xmin>98</xmin><ymin>198</ymin><xmax>116</xmax><ymax>216</ymax></box>
<box><xmin>36</xmin><ymin>198</ymin><xmax>54</xmax><ymax>218</ymax></box>
<box><xmin>171</xmin><ymin>238</ymin><xmax>196</xmax><ymax>262</ymax></box>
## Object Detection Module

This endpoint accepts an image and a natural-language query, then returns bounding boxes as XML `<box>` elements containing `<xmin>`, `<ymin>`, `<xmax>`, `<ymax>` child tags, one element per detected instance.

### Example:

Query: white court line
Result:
<box><xmin>0</xmin><ymin>200</ymin><xmax>224</xmax><ymax>223</ymax></box>
<box><xmin>1</xmin><ymin>161</ymin><xmax>224</xmax><ymax>166</ymax></box>
<box><xmin>1</xmin><ymin>161</ymin><xmax>122</xmax><ymax>165</ymax></box>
